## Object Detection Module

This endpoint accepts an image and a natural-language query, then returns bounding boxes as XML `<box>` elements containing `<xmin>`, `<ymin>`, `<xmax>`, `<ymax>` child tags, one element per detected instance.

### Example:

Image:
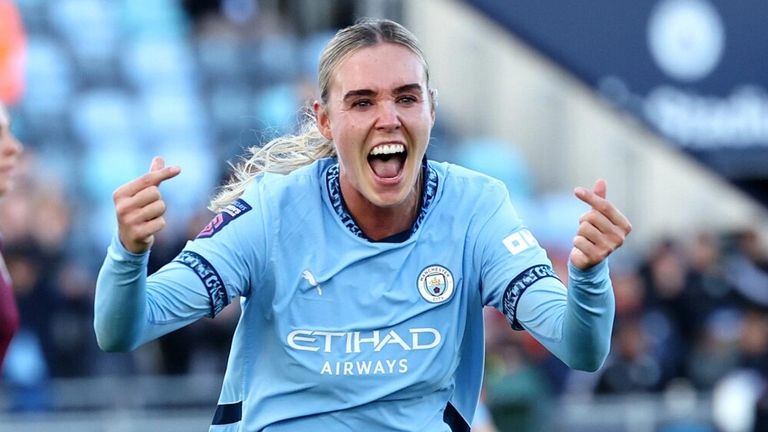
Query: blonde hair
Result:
<box><xmin>209</xmin><ymin>18</ymin><xmax>432</xmax><ymax>212</ymax></box>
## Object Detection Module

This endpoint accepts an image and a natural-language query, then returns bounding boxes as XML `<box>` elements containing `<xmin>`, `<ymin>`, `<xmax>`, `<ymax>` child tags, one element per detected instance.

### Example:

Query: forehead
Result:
<box><xmin>329</xmin><ymin>43</ymin><xmax>427</xmax><ymax>96</ymax></box>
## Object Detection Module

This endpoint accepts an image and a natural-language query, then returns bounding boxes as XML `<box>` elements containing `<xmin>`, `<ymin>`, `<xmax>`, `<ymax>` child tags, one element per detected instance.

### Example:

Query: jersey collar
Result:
<box><xmin>325</xmin><ymin>158</ymin><xmax>439</xmax><ymax>243</ymax></box>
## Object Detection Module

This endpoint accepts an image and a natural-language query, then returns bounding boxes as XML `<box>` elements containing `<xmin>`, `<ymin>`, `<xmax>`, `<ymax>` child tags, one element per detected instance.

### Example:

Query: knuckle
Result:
<box><xmin>115</xmin><ymin>202</ymin><xmax>128</xmax><ymax>217</ymax></box>
<box><xmin>595</xmin><ymin>201</ymin><xmax>610</xmax><ymax>213</ymax></box>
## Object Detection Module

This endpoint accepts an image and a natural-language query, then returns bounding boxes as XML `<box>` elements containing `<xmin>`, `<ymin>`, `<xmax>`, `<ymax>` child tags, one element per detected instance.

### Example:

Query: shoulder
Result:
<box><xmin>234</xmin><ymin>158</ymin><xmax>333</xmax><ymax>223</ymax></box>
<box><xmin>240</xmin><ymin>158</ymin><xmax>332</xmax><ymax>203</ymax></box>
<box><xmin>429</xmin><ymin>160</ymin><xmax>509</xmax><ymax>207</ymax></box>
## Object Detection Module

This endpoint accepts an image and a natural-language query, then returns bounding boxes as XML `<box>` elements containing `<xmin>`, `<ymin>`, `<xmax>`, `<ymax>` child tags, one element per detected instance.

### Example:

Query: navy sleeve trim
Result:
<box><xmin>212</xmin><ymin>401</ymin><xmax>242</xmax><ymax>425</ymax></box>
<box><xmin>502</xmin><ymin>264</ymin><xmax>559</xmax><ymax>331</ymax></box>
<box><xmin>174</xmin><ymin>251</ymin><xmax>230</xmax><ymax>318</ymax></box>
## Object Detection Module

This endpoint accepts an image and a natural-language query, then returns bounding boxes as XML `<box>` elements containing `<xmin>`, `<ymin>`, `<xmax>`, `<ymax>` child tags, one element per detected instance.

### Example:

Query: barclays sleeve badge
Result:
<box><xmin>417</xmin><ymin>265</ymin><xmax>455</xmax><ymax>304</ymax></box>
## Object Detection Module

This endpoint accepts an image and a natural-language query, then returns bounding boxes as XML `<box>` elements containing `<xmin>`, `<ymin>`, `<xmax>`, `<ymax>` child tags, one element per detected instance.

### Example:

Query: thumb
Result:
<box><xmin>149</xmin><ymin>156</ymin><xmax>165</xmax><ymax>173</ymax></box>
<box><xmin>593</xmin><ymin>178</ymin><xmax>607</xmax><ymax>199</ymax></box>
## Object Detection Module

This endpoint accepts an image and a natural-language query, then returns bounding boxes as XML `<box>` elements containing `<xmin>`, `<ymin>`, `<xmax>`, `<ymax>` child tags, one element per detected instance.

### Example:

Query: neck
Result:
<box><xmin>341</xmin><ymin>174</ymin><xmax>422</xmax><ymax>241</ymax></box>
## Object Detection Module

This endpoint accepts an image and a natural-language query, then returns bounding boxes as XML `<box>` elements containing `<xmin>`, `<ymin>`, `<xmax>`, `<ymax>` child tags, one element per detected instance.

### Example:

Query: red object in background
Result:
<box><xmin>0</xmin><ymin>0</ymin><xmax>26</xmax><ymax>105</ymax></box>
<box><xmin>0</xmin><ymin>251</ymin><xmax>19</xmax><ymax>369</ymax></box>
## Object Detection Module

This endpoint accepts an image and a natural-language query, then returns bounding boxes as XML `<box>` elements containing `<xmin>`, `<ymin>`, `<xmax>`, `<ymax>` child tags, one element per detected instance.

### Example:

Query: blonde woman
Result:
<box><xmin>95</xmin><ymin>18</ymin><xmax>631</xmax><ymax>431</ymax></box>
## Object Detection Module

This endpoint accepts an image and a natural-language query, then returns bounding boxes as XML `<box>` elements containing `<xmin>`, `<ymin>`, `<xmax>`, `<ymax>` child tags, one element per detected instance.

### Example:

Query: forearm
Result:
<box><xmin>561</xmin><ymin>260</ymin><xmax>614</xmax><ymax>371</ymax></box>
<box><xmin>94</xmin><ymin>234</ymin><xmax>149</xmax><ymax>352</ymax></box>
<box><xmin>516</xmin><ymin>260</ymin><xmax>614</xmax><ymax>372</ymax></box>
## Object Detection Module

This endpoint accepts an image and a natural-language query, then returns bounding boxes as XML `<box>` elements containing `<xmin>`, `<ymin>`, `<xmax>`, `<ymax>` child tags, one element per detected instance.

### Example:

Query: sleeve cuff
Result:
<box><xmin>108</xmin><ymin>232</ymin><xmax>150</xmax><ymax>265</ymax></box>
<box><xmin>568</xmin><ymin>259</ymin><xmax>609</xmax><ymax>283</ymax></box>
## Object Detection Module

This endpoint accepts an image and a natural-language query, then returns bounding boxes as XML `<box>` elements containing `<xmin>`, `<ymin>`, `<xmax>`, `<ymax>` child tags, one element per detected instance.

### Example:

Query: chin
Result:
<box><xmin>369</xmin><ymin>188</ymin><xmax>412</xmax><ymax>209</ymax></box>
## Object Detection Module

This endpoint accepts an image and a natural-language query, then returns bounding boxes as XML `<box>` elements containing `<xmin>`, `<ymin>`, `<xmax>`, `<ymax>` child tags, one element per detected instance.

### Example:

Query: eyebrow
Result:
<box><xmin>342</xmin><ymin>83</ymin><xmax>424</xmax><ymax>103</ymax></box>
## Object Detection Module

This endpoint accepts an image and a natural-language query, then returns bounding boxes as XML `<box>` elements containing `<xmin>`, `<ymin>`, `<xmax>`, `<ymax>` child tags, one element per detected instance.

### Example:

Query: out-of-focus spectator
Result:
<box><xmin>639</xmin><ymin>239</ymin><xmax>689</xmax><ymax>388</ymax></box>
<box><xmin>0</xmin><ymin>101</ymin><xmax>23</xmax><ymax>369</ymax></box>
<box><xmin>755</xmin><ymin>383</ymin><xmax>768</xmax><ymax>432</ymax></box>
<box><xmin>739</xmin><ymin>308</ymin><xmax>768</xmax><ymax>376</ymax></box>
<box><xmin>596</xmin><ymin>317</ymin><xmax>663</xmax><ymax>394</ymax></box>
<box><xmin>484</xmin><ymin>309</ymin><xmax>554</xmax><ymax>432</ymax></box>
<box><xmin>726</xmin><ymin>229</ymin><xmax>768</xmax><ymax>307</ymax></box>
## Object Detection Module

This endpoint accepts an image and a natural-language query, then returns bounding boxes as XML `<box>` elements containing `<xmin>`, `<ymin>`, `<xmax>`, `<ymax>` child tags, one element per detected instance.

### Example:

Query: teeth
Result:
<box><xmin>369</xmin><ymin>144</ymin><xmax>405</xmax><ymax>156</ymax></box>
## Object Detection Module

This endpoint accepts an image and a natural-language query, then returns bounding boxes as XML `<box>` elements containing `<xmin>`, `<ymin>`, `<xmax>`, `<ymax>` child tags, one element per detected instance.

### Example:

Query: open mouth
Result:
<box><xmin>367</xmin><ymin>144</ymin><xmax>407</xmax><ymax>179</ymax></box>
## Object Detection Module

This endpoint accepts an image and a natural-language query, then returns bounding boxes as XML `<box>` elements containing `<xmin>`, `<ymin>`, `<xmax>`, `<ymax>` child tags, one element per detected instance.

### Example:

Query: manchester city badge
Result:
<box><xmin>417</xmin><ymin>265</ymin><xmax>455</xmax><ymax>303</ymax></box>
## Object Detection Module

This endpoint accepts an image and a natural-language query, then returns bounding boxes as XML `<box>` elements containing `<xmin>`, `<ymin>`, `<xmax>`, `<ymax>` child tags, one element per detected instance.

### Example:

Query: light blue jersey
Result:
<box><xmin>95</xmin><ymin>158</ymin><xmax>615</xmax><ymax>432</ymax></box>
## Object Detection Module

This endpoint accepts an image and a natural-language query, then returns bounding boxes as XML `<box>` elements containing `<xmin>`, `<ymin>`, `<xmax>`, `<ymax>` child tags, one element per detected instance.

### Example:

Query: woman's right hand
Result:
<box><xmin>113</xmin><ymin>157</ymin><xmax>181</xmax><ymax>254</ymax></box>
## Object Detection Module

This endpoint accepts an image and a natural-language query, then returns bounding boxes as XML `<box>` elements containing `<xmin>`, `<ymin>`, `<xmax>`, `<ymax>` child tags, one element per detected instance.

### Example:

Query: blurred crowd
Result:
<box><xmin>481</xmin><ymin>230</ymin><xmax>768</xmax><ymax>431</ymax></box>
<box><xmin>0</xmin><ymin>1</ymin><xmax>767</xmax><ymax>431</ymax></box>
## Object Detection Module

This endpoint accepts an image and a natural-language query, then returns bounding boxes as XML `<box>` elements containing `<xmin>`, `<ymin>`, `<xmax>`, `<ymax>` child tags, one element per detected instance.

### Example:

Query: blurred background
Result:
<box><xmin>1</xmin><ymin>0</ymin><xmax>767</xmax><ymax>431</ymax></box>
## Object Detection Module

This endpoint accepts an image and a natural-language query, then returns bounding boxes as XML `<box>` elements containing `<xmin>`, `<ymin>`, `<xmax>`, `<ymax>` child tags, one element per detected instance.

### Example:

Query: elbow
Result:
<box><xmin>568</xmin><ymin>356</ymin><xmax>606</xmax><ymax>373</ymax></box>
<box><xmin>94</xmin><ymin>320</ymin><xmax>139</xmax><ymax>353</ymax></box>
<box><xmin>566</xmin><ymin>344</ymin><xmax>609</xmax><ymax>372</ymax></box>
<box><xmin>96</xmin><ymin>338</ymin><xmax>135</xmax><ymax>353</ymax></box>
<box><xmin>96</xmin><ymin>334</ymin><xmax>138</xmax><ymax>353</ymax></box>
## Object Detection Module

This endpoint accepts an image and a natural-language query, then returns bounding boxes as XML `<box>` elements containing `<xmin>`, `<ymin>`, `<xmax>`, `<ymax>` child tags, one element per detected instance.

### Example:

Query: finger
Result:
<box><xmin>576</xmin><ymin>221</ymin><xmax>604</xmax><ymax>246</ymax></box>
<box><xmin>127</xmin><ymin>218</ymin><xmax>166</xmax><ymax>245</ymax></box>
<box><xmin>130</xmin><ymin>186</ymin><xmax>162</xmax><ymax>209</ymax></box>
<box><xmin>149</xmin><ymin>156</ymin><xmax>165</xmax><ymax>173</ymax></box>
<box><xmin>136</xmin><ymin>200</ymin><xmax>167</xmax><ymax>222</ymax></box>
<box><xmin>580</xmin><ymin>210</ymin><xmax>618</xmax><ymax>235</ymax></box>
<box><xmin>115</xmin><ymin>186</ymin><xmax>162</xmax><ymax>218</ymax></box>
<box><xmin>573</xmin><ymin>234</ymin><xmax>614</xmax><ymax>266</ymax></box>
<box><xmin>140</xmin><ymin>217</ymin><xmax>167</xmax><ymax>237</ymax></box>
<box><xmin>574</xmin><ymin>188</ymin><xmax>630</xmax><ymax>231</ymax></box>
<box><xmin>114</xmin><ymin>165</ymin><xmax>181</xmax><ymax>198</ymax></box>
<box><xmin>593</xmin><ymin>178</ymin><xmax>607</xmax><ymax>199</ymax></box>
<box><xmin>573</xmin><ymin>235</ymin><xmax>600</xmax><ymax>261</ymax></box>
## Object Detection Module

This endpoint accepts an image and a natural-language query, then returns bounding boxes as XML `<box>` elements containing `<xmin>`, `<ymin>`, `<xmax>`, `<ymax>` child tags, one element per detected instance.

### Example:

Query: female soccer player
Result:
<box><xmin>95</xmin><ymin>18</ymin><xmax>631</xmax><ymax>431</ymax></box>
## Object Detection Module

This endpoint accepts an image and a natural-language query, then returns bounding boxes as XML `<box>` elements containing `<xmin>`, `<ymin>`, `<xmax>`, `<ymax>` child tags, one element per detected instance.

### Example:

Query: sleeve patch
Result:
<box><xmin>502</xmin><ymin>264</ymin><xmax>559</xmax><ymax>331</ymax></box>
<box><xmin>502</xmin><ymin>229</ymin><xmax>539</xmax><ymax>256</ymax></box>
<box><xmin>175</xmin><ymin>251</ymin><xmax>230</xmax><ymax>317</ymax></box>
<box><xmin>197</xmin><ymin>199</ymin><xmax>252</xmax><ymax>239</ymax></box>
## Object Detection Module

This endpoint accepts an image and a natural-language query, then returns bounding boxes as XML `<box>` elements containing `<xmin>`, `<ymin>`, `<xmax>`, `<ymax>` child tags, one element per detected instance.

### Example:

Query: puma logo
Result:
<box><xmin>302</xmin><ymin>270</ymin><xmax>322</xmax><ymax>296</ymax></box>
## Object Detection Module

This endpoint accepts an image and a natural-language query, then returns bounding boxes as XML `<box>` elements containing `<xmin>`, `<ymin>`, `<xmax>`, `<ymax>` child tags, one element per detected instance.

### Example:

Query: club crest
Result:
<box><xmin>417</xmin><ymin>265</ymin><xmax>455</xmax><ymax>303</ymax></box>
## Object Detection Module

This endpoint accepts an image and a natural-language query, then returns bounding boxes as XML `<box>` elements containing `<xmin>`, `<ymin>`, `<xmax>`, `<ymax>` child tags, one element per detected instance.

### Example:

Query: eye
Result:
<box><xmin>397</xmin><ymin>95</ymin><xmax>418</xmax><ymax>105</ymax></box>
<box><xmin>351</xmin><ymin>99</ymin><xmax>373</xmax><ymax>108</ymax></box>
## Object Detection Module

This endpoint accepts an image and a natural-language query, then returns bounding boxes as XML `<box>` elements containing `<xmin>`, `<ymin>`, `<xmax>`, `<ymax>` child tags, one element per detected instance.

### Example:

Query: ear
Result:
<box><xmin>429</xmin><ymin>88</ymin><xmax>438</xmax><ymax>126</ymax></box>
<box><xmin>313</xmin><ymin>101</ymin><xmax>333</xmax><ymax>140</ymax></box>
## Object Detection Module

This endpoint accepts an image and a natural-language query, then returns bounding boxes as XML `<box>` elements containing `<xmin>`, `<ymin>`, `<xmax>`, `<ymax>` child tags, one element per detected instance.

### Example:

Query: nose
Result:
<box><xmin>375</xmin><ymin>100</ymin><xmax>401</xmax><ymax>131</ymax></box>
<box><xmin>1</xmin><ymin>134</ymin><xmax>23</xmax><ymax>156</ymax></box>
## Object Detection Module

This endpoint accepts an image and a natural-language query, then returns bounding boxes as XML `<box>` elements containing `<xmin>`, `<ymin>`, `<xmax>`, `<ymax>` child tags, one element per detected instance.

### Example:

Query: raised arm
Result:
<box><xmin>94</xmin><ymin>157</ymin><xmax>181</xmax><ymax>351</ymax></box>
<box><xmin>516</xmin><ymin>179</ymin><xmax>631</xmax><ymax>371</ymax></box>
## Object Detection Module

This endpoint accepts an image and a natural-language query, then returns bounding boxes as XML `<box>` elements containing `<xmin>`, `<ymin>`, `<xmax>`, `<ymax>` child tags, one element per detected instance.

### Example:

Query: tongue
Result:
<box><xmin>370</xmin><ymin>157</ymin><xmax>404</xmax><ymax>178</ymax></box>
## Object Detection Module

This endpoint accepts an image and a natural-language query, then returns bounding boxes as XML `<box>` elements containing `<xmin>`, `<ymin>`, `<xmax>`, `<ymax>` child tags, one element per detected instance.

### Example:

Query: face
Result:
<box><xmin>0</xmin><ymin>107</ymin><xmax>23</xmax><ymax>196</ymax></box>
<box><xmin>315</xmin><ymin>43</ymin><xmax>435</xmax><ymax>210</ymax></box>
